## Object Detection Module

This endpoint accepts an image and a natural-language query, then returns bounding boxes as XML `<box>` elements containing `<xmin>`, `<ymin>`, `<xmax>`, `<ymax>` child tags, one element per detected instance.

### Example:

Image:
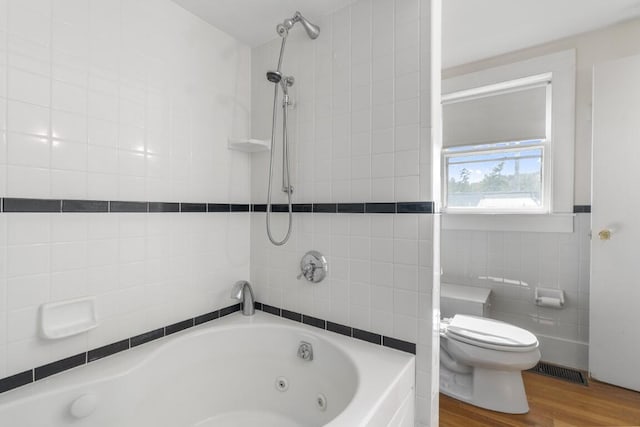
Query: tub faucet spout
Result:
<box><xmin>231</xmin><ymin>280</ymin><xmax>255</xmax><ymax>316</ymax></box>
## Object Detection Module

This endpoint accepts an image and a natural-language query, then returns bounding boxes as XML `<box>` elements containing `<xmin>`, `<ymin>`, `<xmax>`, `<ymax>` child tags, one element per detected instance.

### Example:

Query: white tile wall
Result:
<box><xmin>0</xmin><ymin>0</ymin><xmax>442</xmax><ymax>424</ymax></box>
<box><xmin>441</xmin><ymin>213</ymin><xmax>591</xmax><ymax>369</ymax></box>
<box><xmin>249</xmin><ymin>0</ymin><xmax>440</xmax><ymax>425</ymax></box>
<box><xmin>250</xmin><ymin>0</ymin><xmax>427</xmax><ymax>205</ymax></box>
<box><xmin>0</xmin><ymin>0</ymin><xmax>252</xmax><ymax>203</ymax></box>
<box><xmin>0</xmin><ymin>0</ymin><xmax>252</xmax><ymax>378</ymax></box>
<box><xmin>250</xmin><ymin>211</ymin><xmax>436</xmax><ymax>420</ymax></box>
<box><xmin>0</xmin><ymin>213</ymin><xmax>251</xmax><ymax>376</ymax></box>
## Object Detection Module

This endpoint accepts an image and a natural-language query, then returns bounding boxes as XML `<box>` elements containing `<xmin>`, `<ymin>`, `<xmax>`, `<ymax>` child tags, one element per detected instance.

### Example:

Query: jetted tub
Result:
<box><xmin>0</xmin><ymin>312</ymin><xmax>415</xmax><ymax>426</ymax></box>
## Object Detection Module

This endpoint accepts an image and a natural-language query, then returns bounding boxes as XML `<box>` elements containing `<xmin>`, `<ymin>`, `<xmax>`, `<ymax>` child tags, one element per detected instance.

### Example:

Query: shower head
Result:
<box><xmin>268</xmin><ymin>12</ymin><xmax>319</xmax><ymax>85</ymax></box>
<box><xmin>275</xmin><ymin>11</ymin><xmax>320</xmax><ymax>39</ymax></box>
<box><xmin>294</xmin><ymin>11</ymin><xmax>320</xmax><ymax>40</ymax></box>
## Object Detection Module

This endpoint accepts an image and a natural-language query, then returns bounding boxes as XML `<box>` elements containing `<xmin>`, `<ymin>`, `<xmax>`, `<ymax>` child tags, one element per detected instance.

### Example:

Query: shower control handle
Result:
<box><xmin>297</xmin><ymin>251</ymin><xmax>328</xmax><ymax>283</ymax></box>
<box><xmin>297</xmin><ymin>264</ymin><xmax>313</xmax><ymax>280</ymax></box>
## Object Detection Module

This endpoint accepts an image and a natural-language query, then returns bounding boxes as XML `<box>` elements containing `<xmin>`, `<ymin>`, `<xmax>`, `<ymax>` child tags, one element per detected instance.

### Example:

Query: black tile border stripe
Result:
<box><xmin>270</xmin><ymin>204</ymin><xmax>290</xmax><ymax>213</ymax></box>
<box><xmin>365</xmin><ymin>202</ymin><xmax>396</xmax><ymax>213</ymax></box>
<box><xmin>149</xmin><ymin>202</ymin><xmax>179</xmax><ymax>213</ymax></box>
<box><xmin>34</xmin><ymin>353</ymin><xmax>87</xmax><ymax>381</ymax></box>
<box><xmin>0</xmin><ymin>198</ymin><xmax>251</xmax><ymax>214</ymax></box>
<box><xmin>0</xmin><ymin>301</ymin><xmax>416</xmax><ymax>396</ymax></box>
<box><xmin>302</xmin><ymin>314</ymin><xmax>326</xmax><ymax>329</ymax></box>
<box><xmin>62</xmin><ymin>200</ymin><xmax>109</xmax><ymax>212</ymax></box>
<box><xmin>383</xmin><ymin>336</ymin><xmax>417</xmax><ymax>354</ymax></box>
<box><xmin>257</xmin><ymin>202</ymin><xmax>435</xmax><ymax>214</ymax></box>
<box><xmin>130</xmin><ymin>327</ymin><xmax>165</xmax><ymax>348</ymax></box>
<box><xmin>281</xmin><ymin>309</ymin><xmax>302</xmax><ymax>322</ymax></box>
<box><xmin>165</xmin><ymin>319</ymin><xmax>194</xmax><ymax>335</ymax></box>
<box><xmin>220</xmin><ymin>303</ymin><xmax>242</xmax><ymax>317</ymax></box>
<box><xmin>313</xmin><ymin>203</ymin><xmax>337</xmax><ymax>213</ymax></box>
<box><xmin>180</xmin><ymin>203</ymin><xmax>206</xmax><ymax>213</ymax></box>
<box><xmin>194</xmin><ymin>310</ymin><xmax>220</xmax><ymax>325</ymax></box>
<box><xmin>207</xmin><ymin>203</ymin><xmax>231</xmax><ymax>212</ymax></box>
<box><xmin>110</xmin><ymin>201</ymin><xmax>148</xmax><ymax>213</ymax></box>
<box><xmin>255</xmin><ymin>302</ymin><xmax>416</xmax><ymax>355</ymax></box>
<box><xmin>573</xmin><ymin>205</ymin><xmax>591</xmax><ymax>213</ymax></box>
<box><xmin>0</xmin><ymin>199</ymin><xmax>591</xmax><ymax>215</ymax></box>
<box><xmin>397</xmin><ymin>201</ymin><xmax>434</xmax><ymax>214</ymax></box>
<box><xmin>261</xmin><ymin>303</ymin><xmax>281</xmax><ymax>316</ymax></box>
<box><xmin>88</xmin><ymin>339</ymin><xmax>130</xmax><ymax>362</ymax></box>
<box><xmin>230</xmin><ymin>204</ymin><xmax>250</xmax><ymax>212</ymax></box>
<box><xmin>293</xmin><ymin>203</ymin><xmax>313</xmax><ymax>212</ymax></box>
<box><xmin>0</xmin><ymin>370</ymin><xmax>33</xmax><ymax>394</ymax></box>
<box><xmin>3</xmin><ymin>198</ymin><xmax>61</xmax><ymax>212</ymax></box>
<box><xmin>353</xmin><ymin>328</ymin><xmax>382</xmax><ymax>345</ymax></box>
<box><xmin>337</xmin><ymin>203</ymin><xmax>365</xmax><ymax>213</ymax></box>
<box><xmin>327</xmin><ymin>321</ymin><xmax>352</xmax><ymax>337</ymax></box>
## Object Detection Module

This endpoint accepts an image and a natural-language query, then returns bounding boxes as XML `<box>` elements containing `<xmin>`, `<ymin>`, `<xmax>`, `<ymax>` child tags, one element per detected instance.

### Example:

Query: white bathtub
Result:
<box><xmin>0</xmin><ymin>312</ymin><xmax>415</xmax><ymax>426</ymax></box>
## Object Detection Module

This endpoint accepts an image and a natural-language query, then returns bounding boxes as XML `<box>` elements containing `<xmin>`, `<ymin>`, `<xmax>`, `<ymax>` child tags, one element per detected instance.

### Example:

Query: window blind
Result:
<box><xmin>443</xmin><ymin>84</ymin><xmax>548</xmax><ymax>148</ymax></box>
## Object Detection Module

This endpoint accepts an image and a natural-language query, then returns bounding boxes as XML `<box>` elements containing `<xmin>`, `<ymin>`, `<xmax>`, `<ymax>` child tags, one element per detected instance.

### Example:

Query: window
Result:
<box><xmin>442</xmin><ymin>75</ymin><xmax>552</xmax><ymax>213</ymax></box>
<box><xmin>440</xmin><ymin>50</ymin><xmax>576</xmax><ymax>231</ymax></box>
<box><xmin>444</xmin><ymin>140</ymin><xmax>545</xmax><ymax>212</ymax></box>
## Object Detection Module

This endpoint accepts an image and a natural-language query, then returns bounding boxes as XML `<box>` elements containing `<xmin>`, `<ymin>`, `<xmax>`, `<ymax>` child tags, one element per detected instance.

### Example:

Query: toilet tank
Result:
<box><xmin>441</xmin><ymin>283</ymin><xmax>491</xmax><ymax>318</ymax></box>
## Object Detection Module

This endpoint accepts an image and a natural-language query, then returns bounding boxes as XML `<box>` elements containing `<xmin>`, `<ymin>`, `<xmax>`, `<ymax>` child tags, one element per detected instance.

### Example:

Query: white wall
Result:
<box><xmin>441</xmin><ymin>213</ymin><xmax>591</xmax><ymax>369</ymax></box>
<box><xmin>0</xmin><ymin>0</ymin><xmax>251</xmax><ymax>378</ymax></box>
<box><xmin>249</xmin><ymin>0</ymin><xmax>440</xmax><ymax>425</ymax></box>
<box><xmin>443</xmin><ymin>17</ymin><xmax>640</xmax><ymax>205</ymax></box>
<box><xmin>440</xmin><ymin>16</ymin><xmax>640</xmax><ymax>371</ymax></box>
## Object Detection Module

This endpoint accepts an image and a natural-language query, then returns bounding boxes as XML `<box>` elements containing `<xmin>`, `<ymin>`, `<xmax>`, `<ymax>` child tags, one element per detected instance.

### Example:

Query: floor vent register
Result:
<box><xmin>528</xmin><ymin>362</ymin><xmax>588</xmax><ymax>386</ymax></box>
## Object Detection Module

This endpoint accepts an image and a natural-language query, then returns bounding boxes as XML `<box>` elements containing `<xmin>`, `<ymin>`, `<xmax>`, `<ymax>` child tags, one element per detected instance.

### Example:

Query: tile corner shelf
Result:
<box><xmin>227</xmin><ymin>138</ymin><xmax>271</xmax><ymax>152</ymax></box>
<box><xmin>40</xmin><ymin>297</ymin><xmax>98</xmax><ymax>339</ymax></box>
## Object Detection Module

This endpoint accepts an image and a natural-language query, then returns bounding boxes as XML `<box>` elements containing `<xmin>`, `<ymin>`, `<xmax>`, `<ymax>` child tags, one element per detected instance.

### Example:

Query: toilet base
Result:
<box><xmin>440</xmin><ymin>365</ymin><xmax>530</xmax><ymax>414</ymax></box>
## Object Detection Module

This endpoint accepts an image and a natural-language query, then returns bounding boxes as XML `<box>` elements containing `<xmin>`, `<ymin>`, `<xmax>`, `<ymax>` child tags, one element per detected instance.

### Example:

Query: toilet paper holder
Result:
<box><xmin>535</xmin><ymin>287</ymin><xmax>565</xmax><ymax>309</ymax></box>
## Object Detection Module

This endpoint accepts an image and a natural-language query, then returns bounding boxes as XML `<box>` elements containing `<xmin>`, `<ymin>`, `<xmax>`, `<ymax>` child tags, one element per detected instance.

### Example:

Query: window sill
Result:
<box><xmin>441</xmin><ymin>213</ymin><xmax>574</xmax><ymax>233</ymax></box>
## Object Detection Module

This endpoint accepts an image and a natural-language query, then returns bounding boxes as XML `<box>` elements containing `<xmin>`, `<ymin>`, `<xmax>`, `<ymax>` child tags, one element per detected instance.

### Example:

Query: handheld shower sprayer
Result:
<box><xmin>264</xmin><ymin>12</ymin><xmax>320</xmax><ymax>246</ymax></box>
<box><xmin>266</xmin><ymin>70</ymin><xmax>282</xmax><ymax>84</ymax></box>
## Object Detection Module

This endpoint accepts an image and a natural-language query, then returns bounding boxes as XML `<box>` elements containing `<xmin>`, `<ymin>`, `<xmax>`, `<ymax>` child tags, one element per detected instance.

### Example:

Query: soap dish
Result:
<box><xmin>40</xmin><ymin>297</ymin><xmax>98</xmax><ymax>339</ymax></box>
<box><xmin>227</xmin><ymin>138</ymin><xmax>271</xmax><ymax>152</ymax></box>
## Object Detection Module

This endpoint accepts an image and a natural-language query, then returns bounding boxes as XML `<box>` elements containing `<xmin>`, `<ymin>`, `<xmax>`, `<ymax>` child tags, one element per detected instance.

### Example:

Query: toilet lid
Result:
<box><xmin>446</xmin><ymin>315</ymin><xmax>539</xmax><ymax>351</ymax></box>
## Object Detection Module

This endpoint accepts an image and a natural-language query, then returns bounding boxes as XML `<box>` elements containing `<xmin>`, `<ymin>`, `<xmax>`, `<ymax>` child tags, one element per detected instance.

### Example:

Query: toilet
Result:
<box><xmin>440</xmin><ymin>283</ymin><xmax>541</xmax><ymax>414</ymax></box>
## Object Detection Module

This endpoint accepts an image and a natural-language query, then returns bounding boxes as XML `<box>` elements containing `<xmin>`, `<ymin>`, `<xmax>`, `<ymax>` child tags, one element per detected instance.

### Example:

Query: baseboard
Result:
<box><xmin>537</xmin><ymin>334</ymin><xmax>588</xmax><ymax>370</ymax></box>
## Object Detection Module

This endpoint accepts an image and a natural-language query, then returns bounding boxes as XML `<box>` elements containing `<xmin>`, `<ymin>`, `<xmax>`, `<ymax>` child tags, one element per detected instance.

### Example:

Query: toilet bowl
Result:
<box><xmin>440</xmin><ymin>314</ymin><xmax>541</xmax><ymax>414</ymax></box>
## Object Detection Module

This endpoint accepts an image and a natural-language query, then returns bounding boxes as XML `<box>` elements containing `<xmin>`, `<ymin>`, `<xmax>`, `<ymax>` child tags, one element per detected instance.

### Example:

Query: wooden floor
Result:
<box><xmin>439</xmin><ymin>371</ymin><xmax>640</xmax><ymax>427</ymax></box>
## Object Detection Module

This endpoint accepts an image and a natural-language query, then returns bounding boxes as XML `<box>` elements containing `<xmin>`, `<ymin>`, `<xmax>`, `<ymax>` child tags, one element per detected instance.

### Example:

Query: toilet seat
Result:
<box><xmin>444</xmin><ymin>315</ymin><xmax>539</xmax><ymax>352</ymax></box>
